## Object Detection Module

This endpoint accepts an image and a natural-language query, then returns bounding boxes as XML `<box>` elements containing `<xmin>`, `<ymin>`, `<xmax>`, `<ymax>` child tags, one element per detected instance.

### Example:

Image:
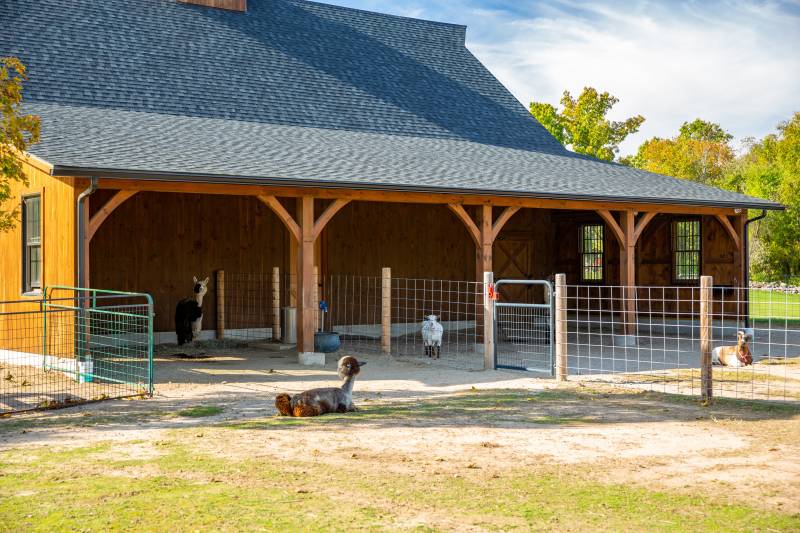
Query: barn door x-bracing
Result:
<box><xmin>493</xmin><ymin>279</ymin><xmax>555</xmax><ymax>374</ymax></box>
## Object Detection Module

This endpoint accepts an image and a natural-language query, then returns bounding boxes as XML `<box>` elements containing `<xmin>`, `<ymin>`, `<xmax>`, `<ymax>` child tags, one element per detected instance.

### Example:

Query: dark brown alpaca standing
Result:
<box><xmin>275</xmin><ymin>356</ymin><xmax>365</xmax><ymax>417</ymax></box>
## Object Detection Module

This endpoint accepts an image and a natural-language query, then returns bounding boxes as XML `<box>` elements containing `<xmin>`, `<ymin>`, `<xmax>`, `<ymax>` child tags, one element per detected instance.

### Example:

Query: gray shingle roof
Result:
<box><xmin>1</xmin><ymin>0</ymin><xmax>781</xmax><ymax>209</ymax></box>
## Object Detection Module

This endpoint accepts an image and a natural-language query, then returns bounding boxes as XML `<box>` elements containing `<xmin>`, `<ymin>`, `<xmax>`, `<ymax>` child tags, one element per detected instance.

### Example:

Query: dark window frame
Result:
<box><xmin>671</xmin><ymin>217</ymin><xmax>702</xmax><ymax>284</ymax></box>
<box><xmin>21</xmin><ymin>193</ymin><xmax>42</xmax><ymax>294</ymax></box>
<box><xmin>579</xmin><ymin>223</ymin><xmax>605</xmax><ymax>284</ymax></box>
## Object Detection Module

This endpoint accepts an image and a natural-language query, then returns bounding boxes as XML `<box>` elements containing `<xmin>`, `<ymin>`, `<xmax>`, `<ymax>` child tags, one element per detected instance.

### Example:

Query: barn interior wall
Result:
<box><xmin>88</xmin><ymin>195</ymin><xmax>741</xmax><ymax>332</ymax></box>
<box><xmin>90</xmin><ymin>192</ymin><xmax>288</xmax><ymax>332</ymax></box>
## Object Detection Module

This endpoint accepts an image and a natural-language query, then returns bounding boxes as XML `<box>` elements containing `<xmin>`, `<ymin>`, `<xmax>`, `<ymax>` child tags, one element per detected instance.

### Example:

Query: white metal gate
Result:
<box><xmin>493</xmin><ymin>279</ymin><xmax>555</xmax><ymax>373</ymax></box>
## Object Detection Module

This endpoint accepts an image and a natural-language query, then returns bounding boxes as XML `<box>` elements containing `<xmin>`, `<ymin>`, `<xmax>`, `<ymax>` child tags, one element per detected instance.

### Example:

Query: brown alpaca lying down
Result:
<box><xmin>275</xmin><ymin>356</ymin><xmax>365</xmax><ymax>417</ymax></box>
<box><xmin>712</xmin><ymin>330</ymin><xmax>753</xmax><ymax>367</ymax></box>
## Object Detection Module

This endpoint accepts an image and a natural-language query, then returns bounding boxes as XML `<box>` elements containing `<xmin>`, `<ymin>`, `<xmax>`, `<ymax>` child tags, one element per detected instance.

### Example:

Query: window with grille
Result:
<box><xmin>580</xmin><ymin>224</ymin><xmax>604</xmax><ymax>282</ymax></box>
<box><xmin>673</xmin><ymin>219</ymin><xmax>701</xmax><ymax>282</ymax></box>
<box><xmin>22</xmin><ymin>195</ymin><xmax>42</xmax><ymax>293</ymax></box>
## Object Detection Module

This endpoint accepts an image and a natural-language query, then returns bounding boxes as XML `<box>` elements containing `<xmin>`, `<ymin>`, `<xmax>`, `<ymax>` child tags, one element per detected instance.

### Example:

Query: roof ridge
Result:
<box><xmin>289</xmin><ymin>0</ymin><xmax>468</xmax><ymax>31</ymax></box>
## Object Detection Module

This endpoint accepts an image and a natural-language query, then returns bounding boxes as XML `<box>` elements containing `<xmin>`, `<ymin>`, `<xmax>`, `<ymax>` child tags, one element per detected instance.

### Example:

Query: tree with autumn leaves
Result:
<box><xmin>1</xmin><ymin>57</ymin><xmax>41</xmax><ymax>232</ymax></box>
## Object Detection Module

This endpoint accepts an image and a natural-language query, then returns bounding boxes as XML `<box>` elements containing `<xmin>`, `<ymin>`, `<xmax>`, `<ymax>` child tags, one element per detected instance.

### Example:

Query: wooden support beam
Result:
<box><xmin>491</xmin><ymin>206</ymin><xmax>520</xmax><ymax>241</ymax></box>
<box><xmin>633</xmin><ymin>212</ymin><xmax>658</xmax><ymax>244</ymax></box>
<box><xmin>87</xmin><ymin>190</ymin><xmax>137</xmax><ymax>241</ymax></box>
<box><xmin>381</xmin><ymin>267</ymin><xmax>391</xmax><ymax>355</ymax></box>
<box><xmin>619</xmin><ymin>210</ymin><xmax>637</xmax><ymax>337</ymax></box>
<box><xmin>297</xmin><ymin>196</ymin><xmax>316</xmax><ymax>354</ymax></box>
<box><xmin>216</xmin><ymin>270</ymin><xmax>225</xmax><ymax>340</ymax></box>
<box><xmin>555</xmin><ymin>273</ymin><xmax>568</xmax><ymax>382</ymax></box>
<box><xmin>715</xmin><ymin>214</ymin><xmax>741</xmax><ymax>249</ymax></box>
<box><xmin>313</xmin><ymin>199</ymin><xmax>350</xmax><ymax>239</ymax></box>
<box><xmin>476</xmin><ymin>204</ymin><xmax>493</xmax><ymax>280</ymax></box>
<box><xmin>257</xmin><ymin>195</ymin><xmax>300</xmax><ymax>242</ymax></box>
<box><xmin>96</xmin><ymin>178</ymin><xmax>741</xmax><ymax>216</ymax></box>
<box><xmin>447</xmin><ymin>204</ymin><xmax>481</xmax><ymax>246</ymax></box>
<box><xmin>597</xmin><ymin>209</ymin><xmax>625</xmax><ymax>247</ymax></box>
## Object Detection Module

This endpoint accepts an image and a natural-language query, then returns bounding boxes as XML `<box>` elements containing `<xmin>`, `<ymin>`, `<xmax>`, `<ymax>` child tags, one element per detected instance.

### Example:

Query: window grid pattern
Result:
<box><xmin>673</xmin><ymin>219</ymin><xmax>701</xmax><ymax>282</ymax></box>
<box><xmin>22</xmin><ymin>195</ymin><xmax>42</xmax><ymax>293</ymax></box>
<box><xmin>580</xmin><ymin>224</ymin><xmax>604</xmax><ymax>282</ymax></box>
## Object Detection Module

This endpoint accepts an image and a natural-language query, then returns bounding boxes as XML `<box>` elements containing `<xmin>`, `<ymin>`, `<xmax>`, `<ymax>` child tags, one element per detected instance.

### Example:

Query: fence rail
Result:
<box><xmin>1</xmin><ymin>287</ymin><xmax>153</xmax><ymax>414</ymax></box>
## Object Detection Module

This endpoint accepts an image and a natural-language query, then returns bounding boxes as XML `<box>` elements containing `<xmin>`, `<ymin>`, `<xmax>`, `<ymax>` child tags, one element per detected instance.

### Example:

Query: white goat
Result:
<box><xmin>422</xmin><ymin>314</ymin><xmax>443</xmax><ymax>358</ymax></box>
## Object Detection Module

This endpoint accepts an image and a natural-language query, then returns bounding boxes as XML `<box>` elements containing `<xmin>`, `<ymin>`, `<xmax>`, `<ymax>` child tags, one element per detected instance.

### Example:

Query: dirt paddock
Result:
<box><xmin>2</xmin><ymin>345</ymin><xmax>800</xmax><ymax>531</ymax></box>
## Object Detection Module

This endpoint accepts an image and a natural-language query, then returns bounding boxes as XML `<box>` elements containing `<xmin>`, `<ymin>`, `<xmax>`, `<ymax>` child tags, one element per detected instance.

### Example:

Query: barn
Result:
<box><xmin>0</xmin><ymin>0</ymin><xmax>781</xmax><ymax>367</ymax></box>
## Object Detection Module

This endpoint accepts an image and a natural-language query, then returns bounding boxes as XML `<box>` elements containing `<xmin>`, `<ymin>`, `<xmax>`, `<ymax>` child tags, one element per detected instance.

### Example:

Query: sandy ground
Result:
<box><xmin>2</xmin><ymin>347</ymin><xmax>800</xmax><ymax>517</ymax></box>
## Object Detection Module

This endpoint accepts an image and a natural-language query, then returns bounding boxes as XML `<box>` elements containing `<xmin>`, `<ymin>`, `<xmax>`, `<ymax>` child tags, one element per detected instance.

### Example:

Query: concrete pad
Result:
<box><xmin>298</xmin><ymin>352</ymin><xmax>326</xmax><ymax>366</ymax></box>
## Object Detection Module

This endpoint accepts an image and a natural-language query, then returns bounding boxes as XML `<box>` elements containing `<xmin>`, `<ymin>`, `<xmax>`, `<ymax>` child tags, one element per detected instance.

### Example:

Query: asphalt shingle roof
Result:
<box><xmin>0</xmin><ymin>0</ymin><xmax>781</xmax><ymax>209</ymax></box>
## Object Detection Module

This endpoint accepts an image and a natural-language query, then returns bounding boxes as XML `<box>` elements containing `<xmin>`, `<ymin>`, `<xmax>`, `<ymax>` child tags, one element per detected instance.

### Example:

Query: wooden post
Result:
<box><xmin>297</xmin><ymin>196</ymin><xmax>316</xmax><ymax>354</ymax></box>
<box><xmin>555</xmin><ymin>273</ymin><xmax>568</xmax><ymax>382</ymax></box>
<box><xmin>313</xmin><ymin>265</ymin><xmax>320</xmax><ymax>331</ymax></box>
<box><xmin>476</xmin><ymin>205</ymin><xmax>493</xmax><ymax>281</ymax></box>
<box><xmin>700</xmin><ymin>275</ymin><xmax>713</xmax><ymax>401</ymax></box>
<box><xmin>619</xmin><ymin>211</ymin><xmax>637</xmax><ymax>336</ymax></box>
<box><xmin>381</xmin><ymin>267</ymin><xmax>391</xmax><ymax>354</ymax></box>
<box><xmin>271</xmin><ymin>267</ymin><xmax>281</xmax><ymax>341</ymax></box>
<box><xmin>483</xmin><ymin>271</ymin><xmax>495</xmax><ymax>370</ymax></box>
<box><xmin>216</xmin><ymin>270</ymin><xmax>225</xmax><ymax>340</ymax></box>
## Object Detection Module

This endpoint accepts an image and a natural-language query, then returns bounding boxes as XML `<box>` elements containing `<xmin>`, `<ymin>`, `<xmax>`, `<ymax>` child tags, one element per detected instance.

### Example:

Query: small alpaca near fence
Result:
<box><xmin>422</xmin><ymin>315</ymin><xmax>443</xmax><ymax>359</ymax></box>
<box><xmin>174</xmin><ymin>276</ymin><xmax>209</xmax><ymax>345</ymax></box>
<box><xmin>275</xmin><ymin>356</ymin><xmax>366</xmax><ymax>417</ymax></box>
<box><xmin>712</xmin><ymin>330</ymin><xmax>753</xmax><ymax>367</ymax></box>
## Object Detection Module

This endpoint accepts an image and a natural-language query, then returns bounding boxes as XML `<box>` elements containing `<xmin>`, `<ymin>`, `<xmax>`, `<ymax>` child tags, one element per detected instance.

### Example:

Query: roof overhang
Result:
<box><xmin>51</xmin><ymin>165</ymin><xmax>785</xmax><ymax>212</ymax></box>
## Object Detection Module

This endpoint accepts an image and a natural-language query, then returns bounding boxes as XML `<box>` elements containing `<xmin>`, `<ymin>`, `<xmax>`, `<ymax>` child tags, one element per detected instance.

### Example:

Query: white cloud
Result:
<box><xmin>325</xmin><ymin>0</ymin><xmax>800</xmax><ymax>155</ymax></box>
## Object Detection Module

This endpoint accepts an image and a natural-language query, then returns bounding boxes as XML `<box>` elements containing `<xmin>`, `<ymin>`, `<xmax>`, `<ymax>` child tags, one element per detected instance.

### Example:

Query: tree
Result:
<box><xmin>1</xmin><ymin>57</ymin><xmax>41</xmax><ymax>232</ymax></box>
<box><xmin>529</xmin><ymin>87</ymin><xmax>644</xmax><ymax>161</ymax></box>
<box><xmin>620</xmin><ymin>119</ymin><xmax>735</xmax><ymax>186</ymax></box>
<box><xmin>733</xmin><ymin>113</ymin><xmax>800</xmax><ymax>280</ymax></box>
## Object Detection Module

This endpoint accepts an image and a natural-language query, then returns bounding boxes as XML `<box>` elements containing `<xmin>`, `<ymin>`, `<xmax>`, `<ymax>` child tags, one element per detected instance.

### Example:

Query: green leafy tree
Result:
<box><xmin>620</xmin><ymin>119</ymin><xmax>735</xmax><ymax>186</ymax></box>
<box><xmin>1</xmin><ymin>57</ymin><xmax>41</xmax><ymax>232</ymax></box>
<box><xmin>734</xmin><ymin>113</ymin><xmax>800</xmax><ymax>279</ymax></box>
<box><xmin>530</xmin><ymin>87</ymin><xmax>644</xmax><ymax>161</ymax></box>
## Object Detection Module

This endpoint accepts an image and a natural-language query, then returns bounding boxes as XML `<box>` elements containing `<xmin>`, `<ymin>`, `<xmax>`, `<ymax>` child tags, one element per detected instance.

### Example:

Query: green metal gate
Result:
<box><xmin>43</xmin><ymin>286</ymin><xmax>154</xmax><ymax>393</ymax></box>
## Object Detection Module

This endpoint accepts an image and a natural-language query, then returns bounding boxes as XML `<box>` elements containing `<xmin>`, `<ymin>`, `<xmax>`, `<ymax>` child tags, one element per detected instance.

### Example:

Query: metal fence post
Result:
<box><xmin>555</xmin><ymin>273</ymin><xmax>568</xmax><ymax>382</ymax></box>
<box><xmin>216</xmin><ymin>270</ymin><xmax>225</xmax><ymax>340</ymax></box>
<box><xmin>700</xmin><ymin>275</ymin><xmax>713</xmax><ymax>401</ymax></box>
<box><xmin>272</xmin><ymin>267</ymin><xmax>281</xmax><ymax>341</ymax></box>
<box><xmin>483</xmin><ymin>271</ymin><xmax>495</xmax><ymax>370</ymax></box>
<box><xmin>381</xmin><ymin>267</ymin><xmax>391</xmax><ymax>354</ymax></box>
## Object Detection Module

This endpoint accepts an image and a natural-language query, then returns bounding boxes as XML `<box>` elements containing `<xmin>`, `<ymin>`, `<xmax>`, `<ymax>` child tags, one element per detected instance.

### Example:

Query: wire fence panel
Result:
<box><xmin>563</xmin><ymin>284</ymin><xmax>800</xmax><ymax>402</ymax></box>
<box><xmin>714</xmin><ymin>287</ymin><xmax>800</xmax><ymax>402</ymax></box>
<box><xmin>1</xmin><ymin>287</ymin><xmax>153</xmax><ymax>414</ymax></box>
<box><xmin>223</xmin><ymin>272</ymin><xmax>294</xmax><ymax>342</ymax></box>
<box><xmin>494</xmin><ymin>280</ymin><xmax>554</xmax><ymax>373</ymax></box>
<box><xmin>321</xmin><ymin>276</ymin><xmax>484</xmax><ymax>369</ymax></box>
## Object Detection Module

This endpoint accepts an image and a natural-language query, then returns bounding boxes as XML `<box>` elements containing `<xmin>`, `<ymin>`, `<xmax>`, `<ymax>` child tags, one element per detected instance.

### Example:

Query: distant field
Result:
<box><xmin>750</xmin><ymin>289</ymin><xmax>800</xmax><ymax>322</ymax></box>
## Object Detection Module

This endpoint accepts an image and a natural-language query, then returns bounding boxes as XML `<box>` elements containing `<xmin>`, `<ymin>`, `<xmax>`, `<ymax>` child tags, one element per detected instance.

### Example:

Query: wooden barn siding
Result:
<box><xmin>0</xmin><ymin>159</ymin><xmax>78</xmax><ymax>352</ymax></box>
<box><xmin>90</xmin><ymin>192</ymin><xmax>287</xmax><ymax>332</ymax></box>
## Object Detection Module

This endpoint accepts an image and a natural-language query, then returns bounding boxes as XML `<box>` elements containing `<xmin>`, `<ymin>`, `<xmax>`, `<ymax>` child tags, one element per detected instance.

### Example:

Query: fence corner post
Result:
<box><xmin>381</xmin><ymin>267</ymin><xmax>391</xmax><ymax>354</ymax></box>
<box><xmin>555</xmin><ymin>273</ymin><xmax>568</xmax><ymax>382</ymax></box>
<box><xmin>483</xmin><ymin>271</ymin><xmax>495</xmax><ymax>370</ymax></box>
<box><xmin>272</xmin><ymin>267</ymin><xmax>281</xmax><ymax>341</ymax></box>
<box><xmin>700</xmin><ymin>275</ymin><xmax>714</xmax><ymax>401</ymax></box>
<box><xmin>216</xmin><ymin>269</ymin><xmax>225</xmax><ymax>340</ymax></box>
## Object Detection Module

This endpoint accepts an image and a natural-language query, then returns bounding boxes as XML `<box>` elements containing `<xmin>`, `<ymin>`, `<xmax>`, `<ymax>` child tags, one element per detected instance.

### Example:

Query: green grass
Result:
<box><xmin>1</xmin><ymin>438</ymin><xmax>798</xmax><ymax>532</ymax></box>
<box><xmin>750</xmin><ymin>289</ymin><xmax>800</xmax><ymax>322</ymax></box>
<box><xmin>177</xmin><ymin>405</ymin><xmax>224</xmax><ymax>418</ymax></box>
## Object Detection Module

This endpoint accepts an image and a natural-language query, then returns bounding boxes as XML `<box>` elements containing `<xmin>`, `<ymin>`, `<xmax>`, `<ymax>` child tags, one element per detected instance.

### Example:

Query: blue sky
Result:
<box><xmin>320</xmin><ymin>0</ymin><xmax>800</xmax><ymax>156</ymax></box>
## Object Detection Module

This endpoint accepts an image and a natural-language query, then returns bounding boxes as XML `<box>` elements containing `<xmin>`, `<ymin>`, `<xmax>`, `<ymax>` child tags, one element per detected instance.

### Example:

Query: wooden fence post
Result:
<box><xmin>313</xmin><ymin>266</ymin><xmax>320</xmax><ymax>332</ymax></box>
<box><xmin>700</xmin><ymin>275</ymin><xmax>714</xmax><ymax>401</ymax></box>
<box><xmin>216</xmin><ymin>270</ymin><xmax>225</xmax><ymax>340</ymax></box>
<box><xmin>555</xmin><ymin>273</ymin><xmax>568</xmax><ymax>382</ymax></box>
<box><xmin>483</xmin><ymin>271</ymin><xmax>495</xmax><ymax>370</ymax></box>
<box><xmin>381</xmin><ymin>267</ymin><xmax>391</xmax><ymax>354</ymax></box>
<box><xmin>272</xmin><ymin>267</ymin><xmax>281</xmax><ymax>341</ymax></box>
